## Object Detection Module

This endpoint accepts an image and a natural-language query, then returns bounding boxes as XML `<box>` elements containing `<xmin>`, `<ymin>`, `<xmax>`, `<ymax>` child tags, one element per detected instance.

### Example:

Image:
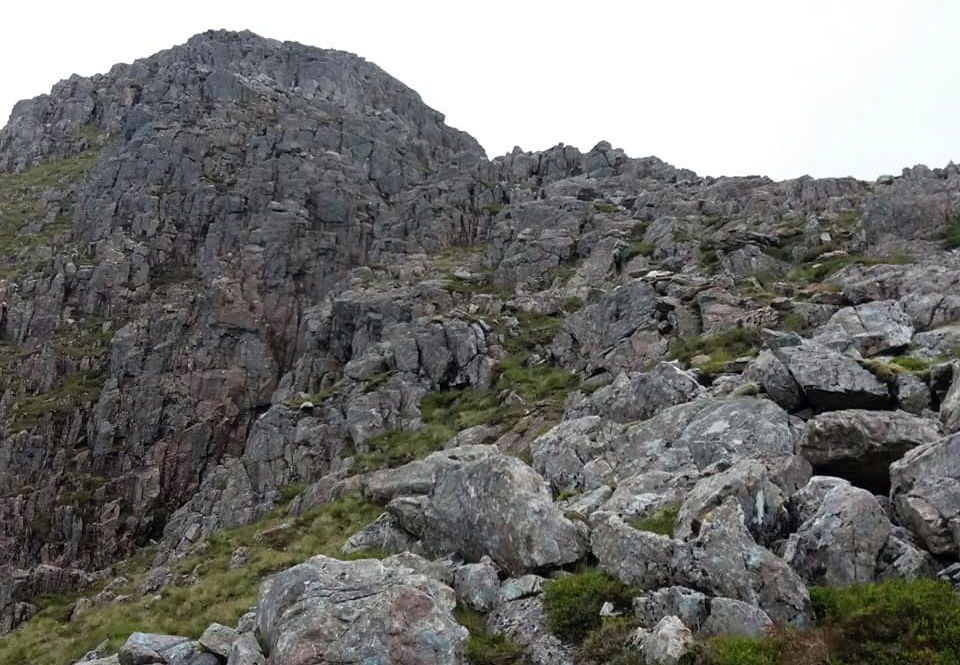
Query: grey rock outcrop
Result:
<box><xmin>387</xmin><ymin>453</ymin><xmax>587</xmax><ymax>574</ymax></box>
<box><xmin>255</xmin><ymin>555</ymin><xmax>466</xmax><ymax>665</ymax></box>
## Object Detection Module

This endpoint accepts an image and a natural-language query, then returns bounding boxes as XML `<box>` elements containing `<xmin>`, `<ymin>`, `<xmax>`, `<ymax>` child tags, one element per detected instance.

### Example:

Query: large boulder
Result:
<box><xmin>797</xmin><ymin>410</ymin><xmax>941</xmax><ymax>492</ymax></box>
<box><xmin>672</xmin><ymin>498</ymin><xmax>811</xmax><ymax>626</ymax></box>
<box><xmin>532</xmin><ymin>398</ymin><xmax>800</xmax><ymax>494</ymax></box>
<box><xmin>940</xmin><ymin>363</ymin><xmax>960</xmax><ymax>434</ymax></box>
<box><xmin>255</xmin><ymin>555</ymin><xmax>466</xmax><ymax>665</ymax></box>
<box><xmin>387</xmin><ymin>454</ymin><xmax>586</xmax><ymax>574</ymax></box>
<box><xmin>674</xmin><ymin>456</ymin><xmax>812</xmax><ymax>546</ymax></box>
<box><xmin>591</xmin><ymin>513</ymin><xmax>675</xmax><ymax>589</ymax></box>
<box><xmin>768</xmin><ymin>337</ymin><xmax>890</xmax><ymax>410</ymax></box>
<box><xmin>813</xmin><ymin>300</ymin><xmax>913</xmax><ymax>357</ymax></box>
<box><xmin>782</xmin><ymin>483</ymin><xmax>892</xmax><ymax>585</ymax></box>
<box><xmin>890</xmin><ymin>433</ymin><xmax>960</xmax><ymax>556</ymax></box>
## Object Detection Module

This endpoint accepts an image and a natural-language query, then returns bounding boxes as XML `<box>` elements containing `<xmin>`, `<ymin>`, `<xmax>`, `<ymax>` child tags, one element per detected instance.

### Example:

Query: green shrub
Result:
<box><xmin>544</xmin><ymin>570</ymin><xmax>634</xmax><ymax>642</ymax></box>
<box><xmin>455</xmin><ymin>606</ymin><xmax>525</xmax><ymax>665</ymax></box>
<box><xmin>810</xmin><ymin>578</ymin><xmax>960</xmax><ymax>665</ymax></box>
<box><xmin>945</xmin><ymin>215</ymin><xmax>960</xmax><ymax>249</ymax></box>
<box><xmin>702</xmin><ymin>635</ymin><xmax>778</xmax><ymax>665</ymax></box>
<box><xmin>622</xmin><ymin>240</ymin><xmax>655</xmax><ymax>262</ymax></box>
<box><xmin>628</xmin><ymin>504</ymin><xmax>679</xmax><ymax>536</ymax></box>
<box><xmin>669</xmin><ymin>327</ymin><xmax>763</xmax><ymax>377</ymax></box>
<box><xmin>578</xmin><ymin>617</ymin><xmax>643</xmax><ymax>665</ymax></box>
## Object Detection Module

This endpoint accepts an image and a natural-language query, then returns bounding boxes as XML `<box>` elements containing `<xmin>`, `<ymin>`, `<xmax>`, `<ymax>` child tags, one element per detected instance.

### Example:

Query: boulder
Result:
<box><xmin>569</xmin><ymin>362</ymin><xmax>702</xmax><ymax>423</ymax></box>
<box><xmin>226</xmin><ymin>634</ymin><xmax>265</xmax><ymax>665</ymax></box>
<box><xmin>633</xmin><ymin>586</ymin><xmax>708</xmax><ymax>630</ymax></box>
<box><xmin>769</xmin><ymin>337</ymin><xmax>890</xmax><ymax>410</ymax></box>
<box><xmin>591</xmin><ymin>513</ymin><xmax>675</xmax><ymax>589</ymax></box>
<box><xmin>672</xmin><ymin>498</ymin><xmax>811</xmax><ymax>626</ymax></box>
<box><xmin>117</xmin><ymin>633</ymin><xmax>190</xmax><ymax>665</ymax></box>
<box><xmin>639</xmin><ymin>615</ymin><xmax>693</xmax><ymax>665</ymax></box>
<box><xmin>255</xmin><ymin>555</ymin><xmax>466</xmax><ymax>665</ymax></box>
<box><xmin>890</xmin><ymin>433</ymin><xmax>960</xmax><ymax>555</ymax></box>
<box><xmin>701</xmin><ymin>598</ymin><xmax>773</xmax><ymax>639</ymax></box>
<box><xmin>388</xmin><ymin>454</ymin><xmax>586</xmax><ymax>574</ymax></box>
<box><xmin>453</xmin><ymin>559</ymin><xmax>500</xmax><ymax>612</ymax></box>
<box><xmin>797</xmin><ymin>409</ymin><xmax>941</xmax><ymax>492</ymax></box>
<box><xmin>940</xmin><ymin>363</ymin><xmax>960</xmax><ymax>434</ymax></box>
<box><xmin>782</xmin><ymin>483</ymin><xmax>892</xmax><ymax>585</ymax></box>
<box><xmin>486</xmin><ymin>597</ymin><xmax>574</xmax><ymax>665</ymax></box>
<box><xmin>813</xmin><ymin>300</ymin><xmax>913</xmax><ymax>357</ymax></box>
<box><xmin>675</xmin><ymin>456</ymin><xmax>812</xmax><ymax>546</ymax></box>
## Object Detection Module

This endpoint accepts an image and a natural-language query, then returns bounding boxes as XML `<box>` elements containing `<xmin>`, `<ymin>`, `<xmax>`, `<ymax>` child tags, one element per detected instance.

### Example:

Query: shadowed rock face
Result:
<box><xmin>5</xmin><ymin>28</ymin><xmax>960</xmax><ymax>663</ymax></box>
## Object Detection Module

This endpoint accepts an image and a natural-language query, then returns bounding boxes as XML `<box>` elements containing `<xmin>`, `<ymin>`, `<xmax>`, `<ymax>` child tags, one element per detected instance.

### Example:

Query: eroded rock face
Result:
<box><xmin>256</xmin><ymin>555</ymin><xmax>466</xmax><ymax>665</ymax></box>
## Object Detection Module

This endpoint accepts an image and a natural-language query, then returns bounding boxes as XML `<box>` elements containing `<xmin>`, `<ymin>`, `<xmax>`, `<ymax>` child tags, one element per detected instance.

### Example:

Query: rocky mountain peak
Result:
<box><xmin>3</xmin><ymin>29</ymin><xmax>960</xmax><ymax>665</ymax></box>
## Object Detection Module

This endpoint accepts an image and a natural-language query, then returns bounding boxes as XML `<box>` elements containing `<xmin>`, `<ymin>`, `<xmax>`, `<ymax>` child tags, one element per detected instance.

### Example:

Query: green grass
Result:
<box><xmin>455</xmin><ymin>606</ymin><xmax>525</xmax><ymax>665</ymax></box>
<box><xmin>621</xmin><ymin>240</ymin><xmax>656</xmax><ymax>262</ymax></box>
<box><xmin>543</xmin><ymin>569</ymin><xmax>635</xmax><ymax>643</ymax></box>
<box><xmin>0</xmin><ymin>493</ymin><xmax>381</xmax><ymax>665</ymax></box>
<box><xmin>11</xmin><ymin>370</ymin><xmax>105</xmax><ymax>429</ymax></box>
<box><xmin>809</xmin><ymin>578</ymin><xmax>960</xmax><ymax>665</ymax></box>
<box><xmin>669</xmin><ymin>327</ymin><xmax>763</xmax><ymax>378</ymax></box>
<box><xmin>593</xmin><ymin>201</ymin><xmax>618</xmax><ymax>214</ymax></box>
<box><xmin>0</xmin><ymin>136</ymin><xmax>104</xmax><ymax>257</ymax></box>
<box><xmin>864</xmin><ymin>355</ymin><xmax>933</xmax><ymax>382</ymax></box>
<box><xmin>945</xmin><ymin>215</ymin><xmax>960</xmax><ymax>249</ymax></box>
<box><xmin>689</xmin><ymin>579</ymin><xmax>960</xmax><ymax>665</ymax></box>
<box><xmin>351</xmin><ymin>388</ymin><xmax>502</xmax><ymax>473</ymax></box>
<box><xmin>787</xmin><ymin>254</ymin><xmax>914</xmax><ymax>285</ymax></box>
<box><xmin>627</xmin><ymin>504</ymin><xmax>679</xmax><ymax>536</ymax></box>
<box><xmin>578</xmin><ymin>617</ymin><xmax>644</xmax><ymax>665</ymax></box>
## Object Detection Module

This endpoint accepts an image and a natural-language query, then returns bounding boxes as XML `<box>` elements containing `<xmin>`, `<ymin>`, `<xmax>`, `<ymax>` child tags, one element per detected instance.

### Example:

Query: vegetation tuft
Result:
<box><xmin>543</xmin><ymin>569</ymin><xmax>634</xmax><ymax>643</ymax></box>
<box><xmin>669</xmin><ymin>327</ymin><xmax>763</xmax><ymax>378</ymax></box>
<box><xmin>627</xmin><ymin>504</ymin><xmax>680</xmax><ymax>536</ymax></box>
<box><xmin>0</xmin><ymin>493</ymin><xmax>381</xmax><ymax>665</ymax></box>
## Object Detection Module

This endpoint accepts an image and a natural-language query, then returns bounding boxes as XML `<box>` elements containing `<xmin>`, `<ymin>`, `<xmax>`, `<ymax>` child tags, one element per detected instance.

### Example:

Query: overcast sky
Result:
<box><xmin>2</xmin><ymin>1</ymin><xmax>957</xmax><ymax>180</ymax></box>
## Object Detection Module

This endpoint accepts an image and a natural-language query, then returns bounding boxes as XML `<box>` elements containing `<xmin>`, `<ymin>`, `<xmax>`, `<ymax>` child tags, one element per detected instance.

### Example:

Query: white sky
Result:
<box><xmin>2</xmin><ymin>0</ymin><xmax>957</xmax><ymax>180</ymax></box>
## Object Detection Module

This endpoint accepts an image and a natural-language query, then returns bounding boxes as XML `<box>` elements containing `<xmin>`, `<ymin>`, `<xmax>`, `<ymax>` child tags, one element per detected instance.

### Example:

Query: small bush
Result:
<box><xmin>578</xmin><ymin>617</ymin><xmax>643</xmax><ymax>665</ymax></box>
<box><xmin>810</xmin><ymin>578</ymin><xmax>960</xmax><ymax>665</ymax></box>
<box><xmin>544</xmin><ymin>570</ymin><xmax>634</xmax><ymax>642</ymax></box>
<box><xmin>628</xmin><ymin>504</ymin><xmax>679</xmax><ymax>536</ymax></box>
<box><xmin>455</xmin><ymin>606</ymin><xmax>525</xmax><ymax>665</ymax></box>
<box><xmin>890</xmin><ymin>355</ymin><xmax>933</xmax><ymax>375</ymax></box>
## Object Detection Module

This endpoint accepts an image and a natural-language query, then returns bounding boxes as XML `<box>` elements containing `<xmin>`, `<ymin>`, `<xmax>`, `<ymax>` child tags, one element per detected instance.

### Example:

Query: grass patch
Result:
<box><xmin>0</xmin><ymin>138</ymin><xmax>103</xmax><ymax>257</ymax></box>
<box><xmin>578</xmin><ymin>616</ymin><xmax>643</xmax><ymax>665</ymax></box>
<box><xmin>627</xmin><ymin>504</ymin><xmax>679</xmax><ymax>537</ymax></box>
<box><xmin>455</xmin><ymin>606</ymin><xmax>525</xmax><ymax>665</ymax></box>
<box><xmin>0</xmin><ymin>493</ymin><xmax>381</xmax><ymax>665</ymax></box>
<box><xmin>544</xmin><ymin>569</ymin><xmax>634</xmax><ymax>643</ymax></box>
<box><xmin>351</xmin><ymin>388</ymin><xmax>501</xmax><ymax>473</ymax></box>
<box><xmin>669</xmin><ymin>326</ymin><xmax>763</xmax><ymax>377</ymax></box>
<box><xmin>787</xmin><ymin>254</ymin><xmax>914</xmax><ymax>285</ymax></box>
<box><xmin>593</xmin><ymin>201</ymin><xmax>618</xmax><ymax>214</ymax></box>
<box><xmin>689</xmin><ymin>579</ymin><xmax>960</xmax><ymax>665</ymax></box>
<box><xmin>945</xmin><ymin>215</ymin><xmax>960</xmax><ymax>249</ymax></box>
<box><xmin>11</xmin><ymin>370</ymin><xmax>105</xmax><ymax>429</ymax></box>
<box><xmin>621</xmin><ymin>240</ymin><xmax>655</xmax><ymax>262</ymax></box>
<box><xmin>809</xmin><ymin>578</ymin><xmax>960</xmax><ymax>665</ymax></box>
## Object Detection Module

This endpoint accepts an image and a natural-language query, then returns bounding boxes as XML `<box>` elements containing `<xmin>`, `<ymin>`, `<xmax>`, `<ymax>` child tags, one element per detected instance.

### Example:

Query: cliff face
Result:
<box><xmin>4</xmin><ymin>29</ymin><xmax>960</xmax><ymax>665</ymax></box>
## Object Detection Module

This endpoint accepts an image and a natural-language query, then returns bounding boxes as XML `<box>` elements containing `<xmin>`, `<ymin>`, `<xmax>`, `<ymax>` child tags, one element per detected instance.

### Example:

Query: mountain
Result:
<box><xmin>3</xmin><ymin>28</ymin><xmax>960</xmax><ymax>665</ymax></box>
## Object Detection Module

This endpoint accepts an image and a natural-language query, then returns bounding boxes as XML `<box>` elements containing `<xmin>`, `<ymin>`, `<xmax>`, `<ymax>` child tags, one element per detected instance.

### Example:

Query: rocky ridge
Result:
<box><xmin>2</xmin><ymin>28</ymin><xmax>960</xmax><ymax>665</ymax></box>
